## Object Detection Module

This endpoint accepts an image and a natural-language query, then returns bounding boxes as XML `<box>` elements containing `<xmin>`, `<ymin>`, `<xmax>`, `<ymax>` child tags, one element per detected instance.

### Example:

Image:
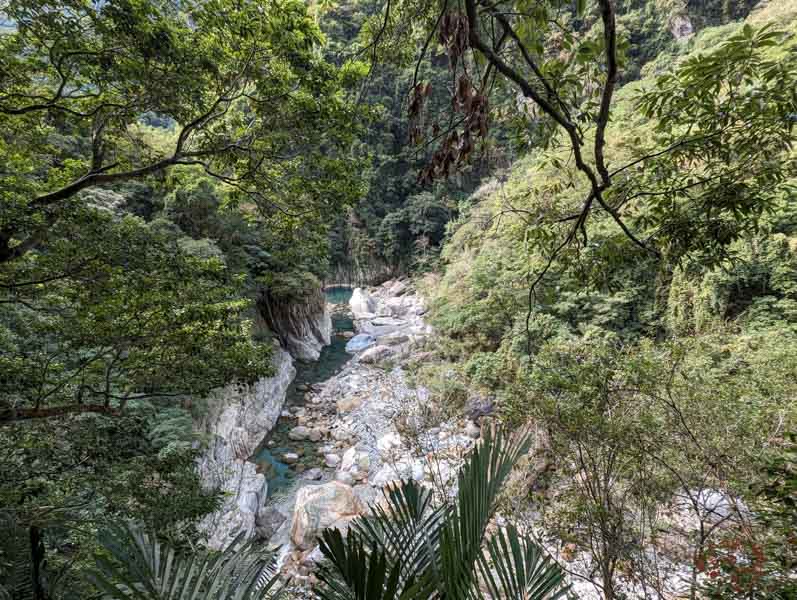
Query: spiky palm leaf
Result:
<box><xmin>436</xmin><ymin>427</ymin><xmax>533</xmax><ymax>598</ymax></box>
<box><xmin>478</xmin><ymin>524</ymin><xmax>571</xmax><ymax>600</ymax></box>
<box><xmin>316</xmin><ymin>427</ymin><xmax>573</xmax><ymax>600</ymax></box>
<box><xmin>87</xmin><ymin>522</ymin><xmax>284</xmax><ymax>599</ymax></box>
<box><xmin>317</xmin><ymin>479</ymin><xmax>446</xmax><ymax>600</ymax></box>
<box><xmin>316</xmin><ymin>529</ymin><xmax>409</xmax><ymax>600</ymax></box>
<box><xmin>350</xmin><ymin>479</ymin><xmax>449</xmax><ymax>587</ymax></box>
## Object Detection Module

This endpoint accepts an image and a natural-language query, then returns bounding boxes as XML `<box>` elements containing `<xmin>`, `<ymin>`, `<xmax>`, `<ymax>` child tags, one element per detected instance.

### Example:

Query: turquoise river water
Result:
<box><xmin>253</xmin><ymin>286</ymin><xmax>354</xmax><ymax>496</ymax></box>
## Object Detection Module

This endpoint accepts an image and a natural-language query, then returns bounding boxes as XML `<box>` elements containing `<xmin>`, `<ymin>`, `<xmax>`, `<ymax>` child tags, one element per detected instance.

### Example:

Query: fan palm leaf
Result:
<box><xmin>86</xmin><ymin>522</ymin><xmax>283</xmax><ymax>600</ymax></box>
<box><xmin>478</xmin><ymin>524</ymin><xmax>571</xmax><ymax>600</ymax></box>
<box><xmin>436</xmin><ymin>427</ymin><xmax>533</xmax><ymax>598</ymax></box>
<box><xmin>350</xmin><ymin>479</ymin><xmax>449</xmax><ymax>588</ymax></box>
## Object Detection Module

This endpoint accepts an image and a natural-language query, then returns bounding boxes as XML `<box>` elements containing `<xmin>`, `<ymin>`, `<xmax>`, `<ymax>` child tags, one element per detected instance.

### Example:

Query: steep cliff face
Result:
<box><xmin>196</xmin><ymin>344</ymin><xmax>295</xmax><ymax>549</ymax></box>
<box><xmin>283</xmin><ymin>307</ymin><xmax>331</xmax><ymax>361</ymax></box>
<box><xmin>259</xmin><ymin>287</ymin><xmax>332</xmax><ymax>361</ymax></box>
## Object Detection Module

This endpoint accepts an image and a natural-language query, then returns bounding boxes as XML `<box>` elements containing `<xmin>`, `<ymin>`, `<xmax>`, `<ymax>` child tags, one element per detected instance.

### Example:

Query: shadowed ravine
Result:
<box><xmin>253</xmin><ymin>286</ymin><xmax>354</xmax><ymax>497</ymax></box>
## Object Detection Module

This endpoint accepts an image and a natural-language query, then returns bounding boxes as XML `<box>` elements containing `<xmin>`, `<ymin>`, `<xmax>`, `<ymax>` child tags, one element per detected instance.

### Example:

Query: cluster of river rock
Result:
<box><xmin>194</xmin><ymin>279</ymin><xmax>480</xmax><ymax>585</ymax></box>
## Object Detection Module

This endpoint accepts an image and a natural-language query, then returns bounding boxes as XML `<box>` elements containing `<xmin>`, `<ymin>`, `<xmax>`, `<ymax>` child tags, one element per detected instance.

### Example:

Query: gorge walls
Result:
<box><xmin>196</xmin><ymin>288</ymin><xmax>334</xmax><ymax>549</ymax></box>
<box><xmin>258</xmin><ymin>287</ymin><xmax>332</xmax><ymax>361</ymax></box>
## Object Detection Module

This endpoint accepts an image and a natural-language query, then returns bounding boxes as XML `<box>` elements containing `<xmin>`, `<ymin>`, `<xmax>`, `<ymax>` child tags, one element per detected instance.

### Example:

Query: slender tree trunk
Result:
<box><xmin>30</xmin><ymin>526</ymin><xmax>47</xmax><ymax>600</ymax></box>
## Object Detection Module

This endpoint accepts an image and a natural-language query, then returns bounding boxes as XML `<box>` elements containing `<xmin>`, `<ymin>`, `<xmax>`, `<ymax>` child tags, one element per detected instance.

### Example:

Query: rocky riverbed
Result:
<box><xmin>248</xmin><ymin>280</ymin><xmax>481</xmax><ymax>585</ymax></box>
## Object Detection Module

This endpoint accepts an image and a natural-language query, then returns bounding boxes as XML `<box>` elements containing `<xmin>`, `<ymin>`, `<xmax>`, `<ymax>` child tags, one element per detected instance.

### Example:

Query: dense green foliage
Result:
<box><xmin>324</xmin><ymin>0</ymin><xmax>766</xmax><ymax>279</ymax></box>
<box><xmin>322</xmin><ymin>1</ymin><xmax>499</xmax><ymax>280</ymax></box>
<box><xmin>411</xmin><ymin>2</ymin><xmax>797</xmax><ymax>597</ymax></box>
<box><xmin>0</xmin><ymin>0</ymin><xmax>365</xmax><ymax>594</ymax></box>
<box><xmin>2</xmin><ymin>0</ymin><xmax>796</xmax><ymax>597</ymax></box>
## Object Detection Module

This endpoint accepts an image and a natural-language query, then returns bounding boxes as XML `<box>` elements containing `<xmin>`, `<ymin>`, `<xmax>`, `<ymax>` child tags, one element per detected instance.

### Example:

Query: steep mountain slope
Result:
<box><xmin>419</xmin><ymin>2</ymin><xmax>797</xmax><ymax>597</ymax></box>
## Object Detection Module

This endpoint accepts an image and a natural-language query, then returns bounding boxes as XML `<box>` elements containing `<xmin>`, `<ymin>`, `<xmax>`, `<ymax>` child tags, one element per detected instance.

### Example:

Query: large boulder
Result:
<box><xmin>288</xmin><ymin>425</ymin><xmax>324</xmax><ymax>442</ymax></box>
<box><xmin>255</xmin><ymin>506</ymin><xmax>287</xmax><ymax>540</ymax></box>
<box><xmin>386</xmin><ymin>280</ymin><xmax>408</xmax><ymax>297</ymax></box>
<box><xmin>385</xmin><ymin>295</ymin><xmax>425</xmax><ymax>318</ymax></box>
<box><xmin>345</xmin><ymin>333</ymin><xmax>375</xmax><ymax>353</ymax></box>
<box><xmin>358</xmin><ymin>345</ymin><xmax>393</xmax><ymax>364</ymax></box>
<box><xmin>290</xmin><ymin>482</ymin><xmax>365</xmax><ymax>549</ymax></box>
<box><xmin>349</xmin><ymin>288</ymin><xmax>376</xmax><ymax>319</ymax></box>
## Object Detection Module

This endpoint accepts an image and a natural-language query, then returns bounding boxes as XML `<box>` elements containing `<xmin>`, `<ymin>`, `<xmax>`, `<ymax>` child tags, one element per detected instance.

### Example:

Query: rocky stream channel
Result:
<box><xmin>253</xmin><ymin>286</ymin><xmax>357</xmax><ymax>501</ymax></box>
<box><xmin>194</xmin><ymin>280</ymin><xmax>481</xmax><ymax>588</ymax></box>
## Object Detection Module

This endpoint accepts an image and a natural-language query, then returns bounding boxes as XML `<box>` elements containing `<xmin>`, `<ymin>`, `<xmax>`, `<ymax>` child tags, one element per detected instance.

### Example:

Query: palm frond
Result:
<box><xmin>477</xmin><ymin>524</ymin><xmax>571</xmax><ymax>600</ymax></box>
<box><xmin>86</xmin><ymin>522</ymin><xmax>283</xmax><ymax>600</ymax></box>
<box><xmin>316</xmin><ymin>528</ymin><xmax>410</xmax><ymax>600</ymax></box>
<box><xmin>437</xmin><ymin>427</ymin><xmax>533</xmax><ymax>598</ymax></box>
<box><xmin>351</xmin><ymin>479</ymin><xmax>449</xmax><ymax>588</ymax></box>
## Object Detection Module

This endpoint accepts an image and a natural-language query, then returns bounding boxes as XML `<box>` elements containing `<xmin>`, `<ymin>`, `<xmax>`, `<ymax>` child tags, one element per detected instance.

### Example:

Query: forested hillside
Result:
<box><xmin>1</xmin><ymin>0</ymin><xmax>795</xmax><ymax>598</ymax></box>
<box><xmin>411</xmin><ymin>0</ymin><xmax>797</xmax><ymax>596</ymax></box>
<box><xmin>323</xmin><ymin>0</ymin><xmax>771</xmax><ymax>282</ymax></box>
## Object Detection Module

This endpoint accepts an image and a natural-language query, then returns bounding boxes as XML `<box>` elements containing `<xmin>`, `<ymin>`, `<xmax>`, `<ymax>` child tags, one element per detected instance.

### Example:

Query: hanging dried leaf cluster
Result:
<box><xmin>415</xmin><ymin>12</ymin><xmax>490</xmax><ymax>185</ymax></box>
<box><xmin>417</xmin><ymin>73</ymin><xmax>489</xmax><ymax>185</ymax></box>
<box><xmin>409</xmin><ymin>81</ymin><xmax>432</xmax><ymax>145</ymax></box>
<box><xmin>438</xmin><ymin>12</ymin><xmax>470</xmax><ymax>70</ymax></box>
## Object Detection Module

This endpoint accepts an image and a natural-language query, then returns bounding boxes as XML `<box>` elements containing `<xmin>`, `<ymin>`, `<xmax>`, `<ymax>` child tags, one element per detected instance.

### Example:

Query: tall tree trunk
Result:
<box><xmin>30</xmin><ymin>526</ymin><xmax>47</xmax><ymax>600</ymax></box>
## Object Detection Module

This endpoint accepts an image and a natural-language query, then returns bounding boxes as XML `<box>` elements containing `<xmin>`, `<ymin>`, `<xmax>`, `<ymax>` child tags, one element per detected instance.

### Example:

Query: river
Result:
<box><xmin>253</xmin><ymin>286</ymin><xmax>354</xmax><ymax>497</ymax></box>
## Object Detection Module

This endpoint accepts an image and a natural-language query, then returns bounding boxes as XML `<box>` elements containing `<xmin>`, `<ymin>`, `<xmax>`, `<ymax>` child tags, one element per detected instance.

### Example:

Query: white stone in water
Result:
<box><xmin>288</xmin><ymin>426</ymin><xmax>311</xmax><ymax>441</ymax></box>
<box><xmin>324</xmin><ymin>453</ymin><xmax>341</xmax><ymax>468</ymax></box>
<box><xmin>302</xmin><ymin>467</ymin><xmax>324</xmax><ymax>481</ymax></box>
<box><xmin>282</xmin><ymin>452</ymin><xmax>299</xmax><ymax>464</ymax></box>
<box><xmin>345</xmin><ymin>333</ymin><xmax>375</xmax><ymax>353</ymax></box>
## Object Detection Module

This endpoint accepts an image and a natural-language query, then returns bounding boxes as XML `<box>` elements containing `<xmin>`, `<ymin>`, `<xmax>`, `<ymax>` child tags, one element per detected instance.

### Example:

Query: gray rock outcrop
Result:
<box><xmin>670</xmin><ymin>14</ymin><xmax>693</xmax><ymax>40</ymax></box>
<box><xmin>196</xmin><ymin>344</ymin><xmax>295</xmax><ymax>549</ymax></box>
<box><xmin>260</xmin><ymin>287</ymin><xmax>332</xmax><ymax>361</ymax></box>
<box><xmin>284</xmin><ymin>305</ymin><xmax>332</xmax><ymax>361</ymax></box>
